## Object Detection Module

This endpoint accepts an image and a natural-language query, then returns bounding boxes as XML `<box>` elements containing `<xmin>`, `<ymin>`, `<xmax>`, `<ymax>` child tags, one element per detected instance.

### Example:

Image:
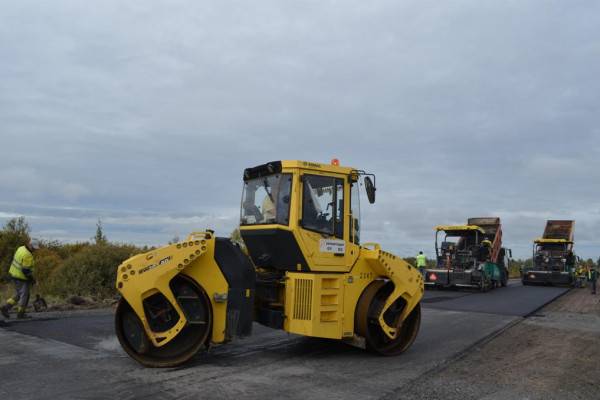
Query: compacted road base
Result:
<box><xmin>395</xmin><ymin>287</ymin><xmax>600</xmax><ymax>400</ymax></box>
<box><xmin>0</xmin><ymin>281</ymin><xmax>569</xmax><ymax>400</ymax></box>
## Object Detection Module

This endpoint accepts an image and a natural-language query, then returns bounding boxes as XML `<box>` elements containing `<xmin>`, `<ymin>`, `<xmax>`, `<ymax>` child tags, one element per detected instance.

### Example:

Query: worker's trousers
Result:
<box><xmin>591</xmin><ymin>278</ymin><xmax>597</xmax><ymax>295</ymax></box>
<box><xmin>6</xmin><ymin>279</ymin><xmax>31</xmax><ymax>311</ymax></box>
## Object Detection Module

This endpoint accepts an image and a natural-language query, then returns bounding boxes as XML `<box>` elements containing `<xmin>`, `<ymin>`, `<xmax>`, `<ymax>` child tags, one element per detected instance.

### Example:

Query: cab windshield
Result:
<box><xmin>241</xmin><ymin>174</ymin><xmax>292</xmax><ymax>225</ymax></box>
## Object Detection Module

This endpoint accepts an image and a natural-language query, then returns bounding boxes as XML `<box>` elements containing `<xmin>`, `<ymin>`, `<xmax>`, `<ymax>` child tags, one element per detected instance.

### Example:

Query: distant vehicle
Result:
<box><xmin>522</xmin><ymin>220</ymin><xmax>576</xmax><ymax>286</ymax></box>
<box><xmin>424</xmin><ymin>217</ymin><xmax>511</xmax><ymax>291</ymax></box>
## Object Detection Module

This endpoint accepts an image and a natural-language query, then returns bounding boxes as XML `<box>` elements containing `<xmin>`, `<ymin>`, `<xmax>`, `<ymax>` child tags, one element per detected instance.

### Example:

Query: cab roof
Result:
<box><xmin>244</xmin><ymin>160</ymin><xmax>357</xmax><ymax>181</ymax></box>
<box><xmin>435</xmin><ymin>225</ymin><xmax>485</xmax><ymax>234</ymax></box>
<box><xmin>534</xmin><ymin>238</ymin><xmax>573</xmax><ymax>244</ymax></box>
<box><xmin>281</xmin><ymin>160</ymin><xmax>355</xmax><ymax>175</ymax></box>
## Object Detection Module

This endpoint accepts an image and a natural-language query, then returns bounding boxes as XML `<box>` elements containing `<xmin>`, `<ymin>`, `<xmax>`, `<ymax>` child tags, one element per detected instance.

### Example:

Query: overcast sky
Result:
<box><xmin>1</xmin><ymin>1</ymin><xmax>599</xmax><ymax>259</ymax></box>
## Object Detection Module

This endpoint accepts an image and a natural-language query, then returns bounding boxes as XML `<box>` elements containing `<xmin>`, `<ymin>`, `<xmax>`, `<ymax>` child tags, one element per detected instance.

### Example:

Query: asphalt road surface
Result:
<box><xmin>0</xmin><ymin>280</ymin><xmax>568</xmax><ymax>400</ymax></box>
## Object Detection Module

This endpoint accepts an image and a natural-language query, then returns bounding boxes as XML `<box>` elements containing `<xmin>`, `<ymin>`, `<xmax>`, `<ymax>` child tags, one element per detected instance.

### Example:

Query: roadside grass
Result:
<box><xmin>0</xmin><ymin>284</ymin><xmax>11</xmax><ymax>304</ymax></box>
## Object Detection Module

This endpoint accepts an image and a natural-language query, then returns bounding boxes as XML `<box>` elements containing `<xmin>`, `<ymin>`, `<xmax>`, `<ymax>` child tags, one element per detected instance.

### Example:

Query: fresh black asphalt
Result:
<box><xmin>3</xmin><ymin>280</ymin><xmax>568</xmax><ymax>351</ymax></box>
<box><xmin>422</xmin><ymin>280</ymin><xmax>569</xmax><ymax>316</ymax></box>
<box><xmin>0</xmin><ymin>280</ymin><xmax>570</xmax><ymax>400</ymax></box>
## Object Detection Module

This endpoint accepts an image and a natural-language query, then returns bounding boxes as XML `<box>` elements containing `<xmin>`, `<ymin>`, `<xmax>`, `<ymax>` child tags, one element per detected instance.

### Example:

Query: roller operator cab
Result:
<box><xmin>115</xmin><ymin>160</ymin><xmax>424</xmax><ymax>367</ymax></box>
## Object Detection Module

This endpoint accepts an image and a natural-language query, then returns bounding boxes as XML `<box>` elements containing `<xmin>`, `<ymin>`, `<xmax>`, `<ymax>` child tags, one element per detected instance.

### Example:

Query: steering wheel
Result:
<box><xmin>316</xmin><ymin>211</ymin><xmax>330</xmax><ymax>221</ymax></box>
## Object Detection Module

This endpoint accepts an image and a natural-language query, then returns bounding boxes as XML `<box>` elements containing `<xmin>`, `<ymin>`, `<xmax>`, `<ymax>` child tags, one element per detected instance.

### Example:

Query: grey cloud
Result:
<box><xmin>1</xmin><ymin>1</ymin><xmax>600</xmax><ymax>258</ymax></box>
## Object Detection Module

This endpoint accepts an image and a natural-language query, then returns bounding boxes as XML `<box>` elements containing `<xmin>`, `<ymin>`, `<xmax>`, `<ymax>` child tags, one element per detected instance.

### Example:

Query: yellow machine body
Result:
<box><xmin>282</xmin><ymin>245</ymin><xmax>422</xmax><ymax>340</ymax></box>
<box><xmin>115</xmin><ymin>160</ymin><xmax>424</xmax><ymax>367</ymax></box>
<box><xmin>534</xmin><ymin>238</ymin><xmax>573</xmax><ymax>244</ymax></box>
<box><xmin>116</xmin><ymin>233</ymin><xmax>229</xmax><ymax>347</ymax></box>
<box><xmin>435</xmin><ymin>225</ymin><xmax>486</xmax><ymax>233</ymax></box>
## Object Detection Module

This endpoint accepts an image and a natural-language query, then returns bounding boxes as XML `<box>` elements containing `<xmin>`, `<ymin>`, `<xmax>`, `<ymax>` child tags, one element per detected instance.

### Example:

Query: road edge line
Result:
<box><xmin>381</xmin><ymin>288</ymin><xmax>572</xmax><ymax>400</ymax></box>
<box><xmin>523</xmin><ymin>287</ymin><xmax>572</xmax><ymax>318</ymax></box>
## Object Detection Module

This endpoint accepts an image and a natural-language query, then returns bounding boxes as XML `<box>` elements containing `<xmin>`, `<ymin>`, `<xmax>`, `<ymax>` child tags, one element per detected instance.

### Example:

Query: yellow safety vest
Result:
<box><xmin>588</xmin><ymin>269</ymin><xmax>596</xmax><ymax>280</ymax></box>
<box><xmin>8</xmin><ymin>246</ymin><xmax>34</xmax><ymax>281</ymax></box>
<box><xmin>416</xmin><ymin>254</ymin><xmax>427</xmax><ymax>268</ymax></box>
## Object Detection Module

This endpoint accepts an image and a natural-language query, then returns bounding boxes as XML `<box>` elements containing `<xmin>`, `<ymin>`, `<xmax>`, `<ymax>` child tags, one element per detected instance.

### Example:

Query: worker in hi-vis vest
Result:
<box><xmin>1</xmin><ymin>239</ymin><xmax>40</xmax><ymax>319</ymax></box>
<box><xmin>587</xmin><ymin>264</ymin><xmax>598</xmax><ymax>295</ymax></box>
<box><xmin>416</xmin><ymin>251</ymin><xmax>427</xmax><ymax>277</ymax></box>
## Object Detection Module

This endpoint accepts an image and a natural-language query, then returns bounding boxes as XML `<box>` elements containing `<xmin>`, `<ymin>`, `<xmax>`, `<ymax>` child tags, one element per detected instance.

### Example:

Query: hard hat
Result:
<box><xmin>29</xmin><ymin>239</ymin><xmax>41</xmax><ymax>250</ymax></box>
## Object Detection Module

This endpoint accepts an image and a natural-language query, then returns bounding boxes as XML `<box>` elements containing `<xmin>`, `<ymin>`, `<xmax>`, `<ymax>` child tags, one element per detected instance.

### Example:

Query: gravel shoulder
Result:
<box><xmin>395</xmin><ymin>287</ymin><xmax>600</xmax><ymax>400</ymax></box>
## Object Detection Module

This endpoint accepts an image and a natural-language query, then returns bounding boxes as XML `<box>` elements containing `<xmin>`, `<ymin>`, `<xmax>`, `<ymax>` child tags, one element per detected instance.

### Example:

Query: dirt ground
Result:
<box><xmin>0</xmin><ymin>282</ymin><xmax>117</xmax><ymax>315</ymax></box>
<box><xmin>394</xmin><ymin>287</ymin><xmax>600</xmax><ymax>400</ymax></box>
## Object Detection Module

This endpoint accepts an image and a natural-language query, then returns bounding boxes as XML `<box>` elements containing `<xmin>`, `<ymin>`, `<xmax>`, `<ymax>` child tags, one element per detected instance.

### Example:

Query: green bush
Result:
<box><xmin>46</xmin><ymin>244</ymin><xmax>139</xmax><ymax>299</ymax></box>
<box><xmin>33</xmin><ymin>248</ymin><xmax>63</xmax><ymax>295</ymax></box>
<box><xmin>0</xmin><ymin>217</ymin><xmax>148</xmax><ymax>302</ymax></box>
<box><xmin>508</xmin><ymin>263</ymin><xmax>522</xmax><ymax>279</ymax></box>
<box><xmin>49</xmin><ymin>242</ymin><xmax>91</xmax><ymax>260</ymax></box>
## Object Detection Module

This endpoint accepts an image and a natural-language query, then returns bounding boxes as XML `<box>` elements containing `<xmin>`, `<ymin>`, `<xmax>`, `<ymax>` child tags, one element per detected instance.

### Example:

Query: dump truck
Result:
<box><xmin>424</xmin><ymin>217</ymin><xmax>511</xmax><ymax>290</ymax></box>
<box><xmin>114</xmin><ymin>160</ymin><xmax>424</xmax><ymax>367</ymax></box>
<box><xmin>522</xmin><ymin>220</ymin><xmax>576</xmax><ymax>286</ymax></box>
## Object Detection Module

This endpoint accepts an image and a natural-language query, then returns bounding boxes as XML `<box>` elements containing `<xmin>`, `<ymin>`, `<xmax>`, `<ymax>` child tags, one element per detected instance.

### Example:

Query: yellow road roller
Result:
<box><xmin>115</xmin><ymin>160</ymin><xmax>424</xmax><ymax>367</ymax></box>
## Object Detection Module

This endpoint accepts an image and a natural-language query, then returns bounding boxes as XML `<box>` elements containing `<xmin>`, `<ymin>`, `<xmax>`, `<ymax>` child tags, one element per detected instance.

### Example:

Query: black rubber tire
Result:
<box><xmin>355</xmin><ymin>281</ymin><xmax>421</xmax><ymax>356</ymax></box>
<box><xmin>481</xmin><ymin>276</ymin><xmax>492</xmax><ymax>292</ymax></box>
<box><xmin>501</xmin><ymin>269</ymin><xmax>508</xmax><ymax>287</ymax></box>
<box><xmin>115</xmin><ymin>275</ymin><xmax>212</xmax><ymax>368</ymax></box>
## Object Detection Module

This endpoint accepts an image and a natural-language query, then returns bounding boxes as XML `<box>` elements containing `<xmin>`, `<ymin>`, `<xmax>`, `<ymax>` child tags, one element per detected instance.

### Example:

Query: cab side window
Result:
<box><xmin>350</xmin><ymin>182</ymin><xmax>360</xmax><ymax>244</ymax></box>
<box><xmin>302</xmin><ymin>175</ymin><xmax>344</xmax><ymax>239</ymax></box>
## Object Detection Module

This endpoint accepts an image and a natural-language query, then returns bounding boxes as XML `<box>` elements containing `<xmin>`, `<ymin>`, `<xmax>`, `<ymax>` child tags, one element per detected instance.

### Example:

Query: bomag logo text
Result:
<box><xmin>138</xmin><ymin>256</ymin><xmax>172</xmax><ymax>275</ymax></box>
<box><xmin>303</xmin><ymin>162</ymin><xmax>322</xmax><ymax>168</ymax></box>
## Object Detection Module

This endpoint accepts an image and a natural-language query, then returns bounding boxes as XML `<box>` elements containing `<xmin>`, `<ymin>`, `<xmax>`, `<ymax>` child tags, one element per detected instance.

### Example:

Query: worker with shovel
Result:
<box><xmin>1</xmin><ymin>239</ymin><xmax>40</xmax><ymax>320</ymax></box>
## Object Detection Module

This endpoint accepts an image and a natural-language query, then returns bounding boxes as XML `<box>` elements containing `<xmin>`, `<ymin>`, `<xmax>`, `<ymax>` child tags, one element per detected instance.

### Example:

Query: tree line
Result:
<box><xmin>2</xmin><ymin>220</ymin><xmax>597</xmax><ymax>304</ymax></box>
